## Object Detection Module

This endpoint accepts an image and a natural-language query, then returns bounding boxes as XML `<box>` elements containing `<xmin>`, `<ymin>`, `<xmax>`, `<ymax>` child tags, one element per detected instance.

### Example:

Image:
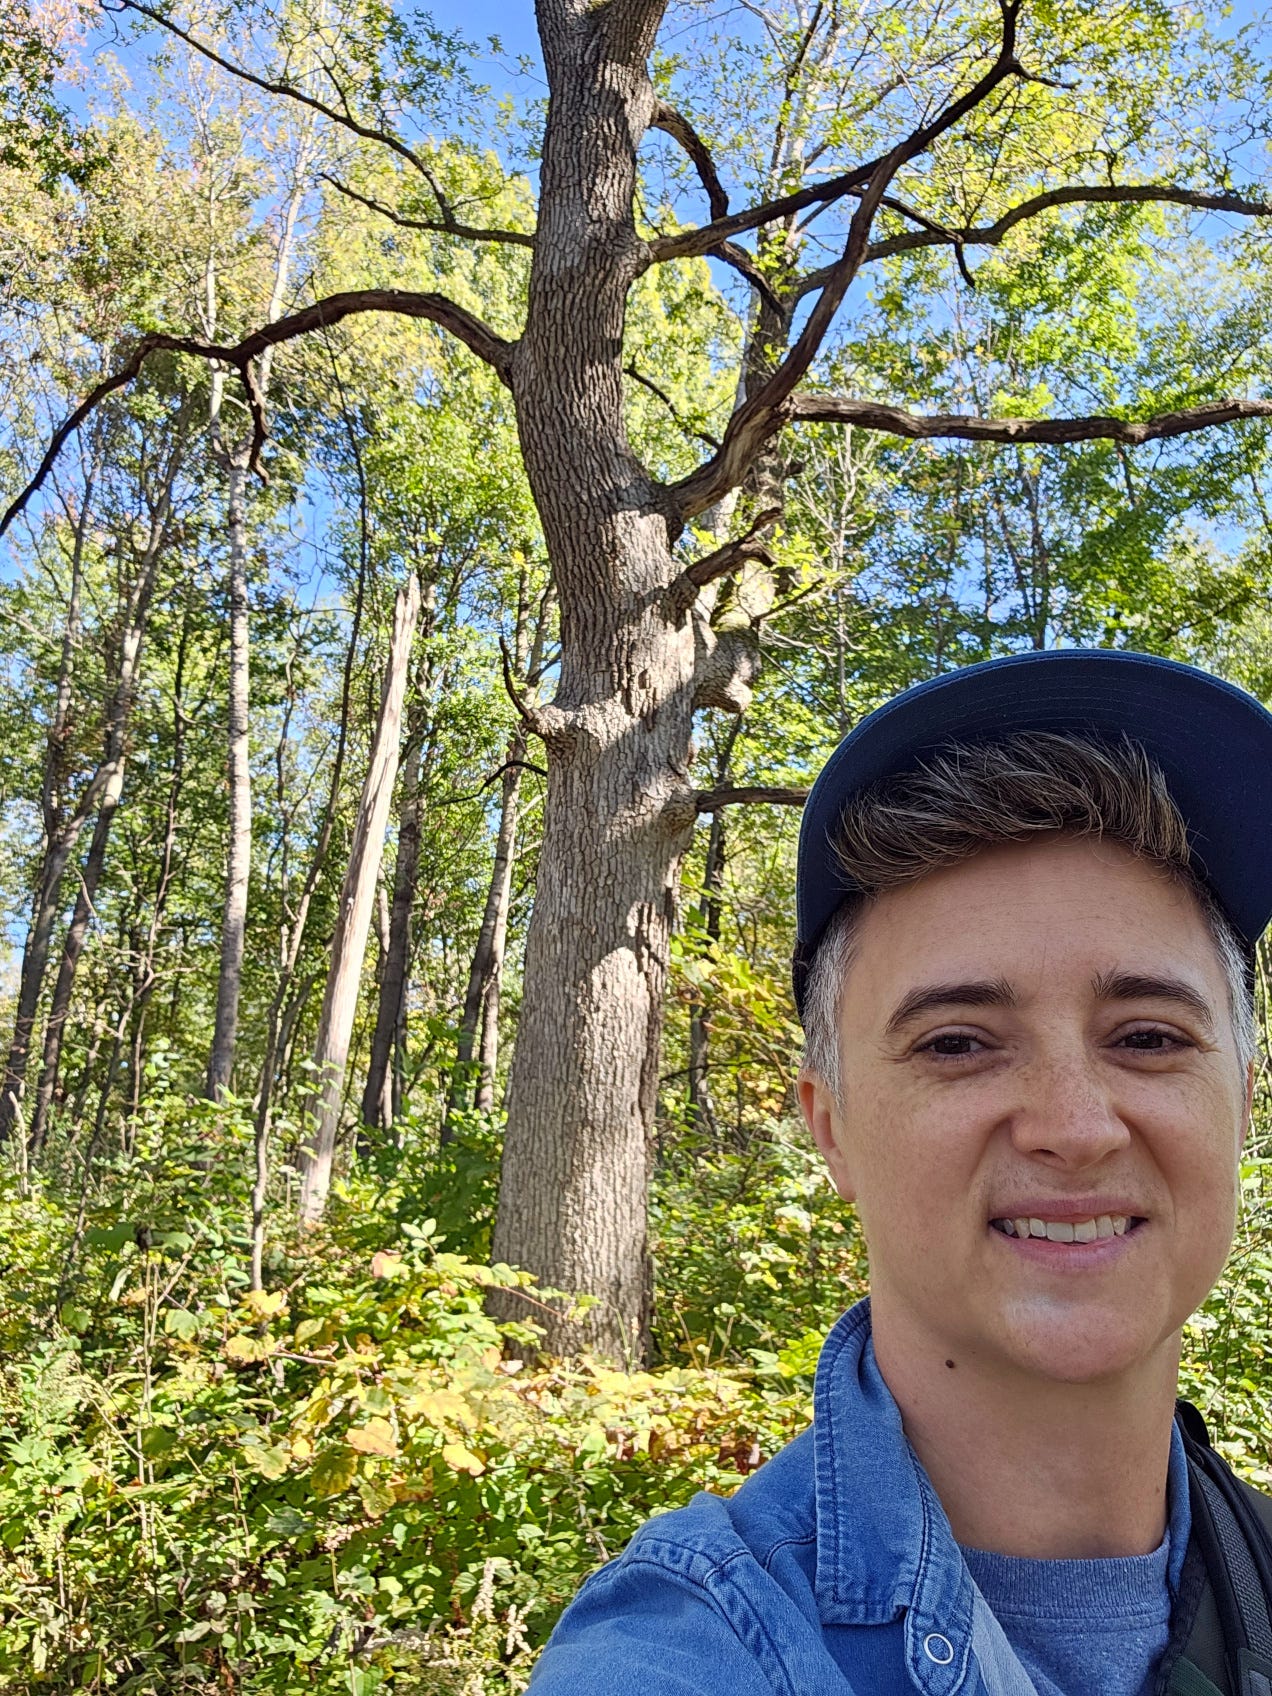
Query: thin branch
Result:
<box><xmin>498</xmin><ymin>634</ymin><xmax>575</xmax><ymax>747</ymax></box>
<box><xmin>625</xmin><ymin>363</ymin><xmax>721</xmax><ymax>449</ymax></box>
<box><xmin>650</xmin><ymin>101</ymin><xmax>729</xmax><ymax>221</ymax></box>
<box><xmin>695</xmin><ymin>784</ymin><xmax>809</xmax><ymax>811</ymax></box>
<box><xmin>670</xmin><ymin>0</ymin><xmax>1029</xmax><ymax>517</ymax></box>
<box><xmin>322</xmin><ymin>174</ymin><xmax>535</xmax><ymax>249</ymax></box>
<box><xmin>788</xmin><ymin>392</ymin><xmax>1272</xmax><ymax>446</ymax></box>
<box><xmin>109</xmin><ymin>1</ymin><xmax>451</xmax><ymax>202</ymax></box>
<box><xmin>436</xmin><ymin>757</ymin><xmax>549</xmax><ymax>806</ymax></box>
<box><xmin>0</xmin><ymin>291</ymin><xmax>516</xmax><ymax>537</ymax></box>
<box><xmin>668</xmin><ymin>505</ymin><xmax>783</xmax><ymax>612</ymax></box>
<box><xmin>859</xmin><ymin>182</ymin><xmax>1272</xmax><ymax>275</ymax></box>
<box><xmin>647</xmin><ymin>1</ymin><xmax>1030</xmax><ymax>268</ymax></box>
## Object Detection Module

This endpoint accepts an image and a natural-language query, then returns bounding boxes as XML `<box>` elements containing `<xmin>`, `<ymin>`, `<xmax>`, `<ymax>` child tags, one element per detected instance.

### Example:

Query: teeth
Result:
<box><xmin>993</xmin><ymin>1213</ymin><xmax>1135</xmax><ymax>1243</ymax></box>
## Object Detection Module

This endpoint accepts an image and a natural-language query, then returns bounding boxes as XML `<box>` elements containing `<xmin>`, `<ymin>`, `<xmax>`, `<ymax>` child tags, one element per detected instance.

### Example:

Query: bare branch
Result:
<box><xmin>647</xmin><ymin>2</ymin><xmax>1031</xmax><ymax>268</ymax></box>
<box><xmin>695</xmin><ymin>784</ymin><xmax>809</xmax><ymax>811</ymax></box>
<box><xmin>497</xmin><ymin>635</ymin><xmax>576</xmax><ymax>748</ymax></box>
<box><xmin>715</xmin><ymin>241</ymin><xmax>787</xmax><ymax>318</ymax></box>
<box><xmin>787</xmin><ymin>392</ymin><xmax>1272</xmax><ymax>446</ymax></box>
<box><xmin>110</xmin><ymin>0</ymin><xmax>462</xmax><ymax>226</ymax></box>
<box><xmin>858</xmin><ymin>182</ymin><xmax>1272</xmax><ymax>276</ymax></box>
<box><xmin>322</xmin><ymin>174</ymin><xmax>535</xmax><ymax>249</ymax></box>
<box><xmin>0</xmin><ymin>290</ymin><xmax>516</xmax><ymax>537</ymax></box>
<box><xmin>670</xmin><ymin>0</ymin><xmax>1029</xmax><ymax>517</ymax></box>
<box><xmin>667</xmin><ymin>504</ymin><xmax>782</xmax><ymax>612</ymax></box>
<box><xmin>624</xmin><ymin>363</ymin><xmax>721</xmax><ymax>450</ymax></box>
<box><xmin>651</xmin><ymin>101</ymin><xmax>729</xmax><ymax>221</ymax></box>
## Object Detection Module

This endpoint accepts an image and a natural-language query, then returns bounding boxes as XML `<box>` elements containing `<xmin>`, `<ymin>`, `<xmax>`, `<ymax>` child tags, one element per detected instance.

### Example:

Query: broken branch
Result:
<box><xmin>695</xmin><ymin>785</ymin><xmax>809</xmax><ymax>811</ymax></box>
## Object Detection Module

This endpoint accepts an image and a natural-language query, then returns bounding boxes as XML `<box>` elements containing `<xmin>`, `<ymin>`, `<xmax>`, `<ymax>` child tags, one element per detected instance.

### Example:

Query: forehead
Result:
<box><xmin>843</xmin><ymin>835</ymin><xmax>1223</xmax><ymax>999</ymax></box>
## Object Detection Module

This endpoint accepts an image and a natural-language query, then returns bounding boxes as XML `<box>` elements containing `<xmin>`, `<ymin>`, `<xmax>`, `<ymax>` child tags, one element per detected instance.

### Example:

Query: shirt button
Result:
<box><xmin>923</xmin><ymin>1633</ymin><xmax>955</xmax><ymax>1666</ymax></box>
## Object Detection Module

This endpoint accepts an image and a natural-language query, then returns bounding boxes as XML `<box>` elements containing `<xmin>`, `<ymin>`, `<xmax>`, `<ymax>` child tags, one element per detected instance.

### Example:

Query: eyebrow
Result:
<box><xmin>1090</xmin><ymin>970</ymin><xmax>1216</xmax><ymax>1030</ymax></box>
<box><xmin>883</xmin><ymin>969</ymin><xmax>1218</xmax><ymax>1037</ymax></box>
<box><xmin>884</xmin><ymin>978</ymin><xmax>1016</xmax><ymax>1035</ymax></box>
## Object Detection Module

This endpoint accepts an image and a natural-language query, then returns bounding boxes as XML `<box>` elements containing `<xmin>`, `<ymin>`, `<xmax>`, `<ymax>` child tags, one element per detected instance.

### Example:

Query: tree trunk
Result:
<box><xmin>687</xmin><ymin>807</ymin><xmax>725</xmax><ymax>1138</ymax></box>
<box><xmin>360</xmin><ymin>723</ymin><xmax>423</xmax><ymax>1132</ymax></box>
<box><xmin>28</xmin><ymin>764</ymin><xmax>124</xmax><ymax>1155</ymax></box>
<box><xmin>490</xmin><ymin>4</ymin><xmax>761</xmax><ymax>1361</ymax></box>
<box><xmin>361</xmin><ymin>578</ymin><xmax>437</xmax><ymax>1134</ymax></box>
<box><xmin>446</xmin><ymin>730</ymin><xmax>526</xmax><ymax>1131</ymax></box>
<box><xmin>206</xmin><ymin>456</ymin><xmax>252</xmax><ymax>1098</ymax></box>
<box><xmin>0</xmin><ymin>478</ymin><xmax>174</xmax><ymax>1142</ymax></box>
<box><xmin>296</xmin><ymin>575</ymin><xmax>421</xmax><ymax>1222</ymax></box>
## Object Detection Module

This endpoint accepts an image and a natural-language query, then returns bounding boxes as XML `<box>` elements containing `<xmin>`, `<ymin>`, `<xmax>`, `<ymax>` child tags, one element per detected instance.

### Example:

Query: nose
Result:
<box><xmin>1007</xmin><ymin>1044</ymin><xmax>1132</xmax><ymax>1169</ymax></box>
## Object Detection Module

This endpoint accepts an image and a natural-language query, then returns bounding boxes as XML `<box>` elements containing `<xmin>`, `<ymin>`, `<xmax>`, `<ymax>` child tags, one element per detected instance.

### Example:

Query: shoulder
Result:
<box><xmin>526</xmin><ymin>1427</ymin><xmax>822</xmax><ymax>1695</ymax></box>
<box><xmin>615</xmin><ymin>1423</ymin><xmax>818</xmax><ymax>1587</ymax></box>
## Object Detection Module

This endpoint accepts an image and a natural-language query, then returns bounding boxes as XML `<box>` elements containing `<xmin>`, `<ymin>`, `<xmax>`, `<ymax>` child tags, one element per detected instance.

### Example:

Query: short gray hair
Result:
<box><xmin>802</xmin><ymin>731</ymin><xmax>1257</xmax><ymax>1093</ymax></box>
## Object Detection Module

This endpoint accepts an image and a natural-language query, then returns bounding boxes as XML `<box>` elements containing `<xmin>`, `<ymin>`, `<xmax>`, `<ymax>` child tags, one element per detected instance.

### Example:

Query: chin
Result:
<box><xmin>997</xmin><ymin>1300</ymin><xmax>1175</xmax><ymax>1385</ymax></box>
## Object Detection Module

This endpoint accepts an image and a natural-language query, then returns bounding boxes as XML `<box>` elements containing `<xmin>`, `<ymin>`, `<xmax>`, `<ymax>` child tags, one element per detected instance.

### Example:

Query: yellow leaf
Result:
<box><xmin>441</xmin><ymin>1442</ymin><xmax>485</xmax><ymax>1477</ymax></box>
<box><xmin>346</xmin><ymin>1417</ymin><xmax>397</xmax><ymax>1457</ymax></box>
<box><xmin>225</xmin><ymin>1335</ymin><xmax>266</xmax><ymax>1364</ymax></box>
<box><xmin>371</xmin><ymin>1250</ymin><xmax>404</xmax><ymax>1278</ymax></box>
<box><xmin>245</xmin><ymin>1289</ymin><xmax>287</xmax><ymax>1318</ymax></box>
<box><xmin>290</xmin><ymin>1435</ymin><xmax>313</xmax><ymax>1462</ymax></box>
<box><xmin>401</xmin><ymin>1389</ymin><xmax>476</xmax><ymax>1431</ymax></box>
<box><xmin>309</xmin><ymin>1446</ymin><xmax>359</xmax><ymax>1498</ymax></box>
<box><xmin>358</xmin><ymin>1476</ymin><xmax>397</xmax><ymax>1518</ymax></box>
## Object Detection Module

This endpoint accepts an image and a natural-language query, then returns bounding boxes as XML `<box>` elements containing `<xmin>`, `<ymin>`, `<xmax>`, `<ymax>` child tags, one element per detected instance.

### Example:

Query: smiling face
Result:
<box><xmin>799</xmin><ymin>834</ymin><xmax>1252</xmax><ymax>1386</ymax></box>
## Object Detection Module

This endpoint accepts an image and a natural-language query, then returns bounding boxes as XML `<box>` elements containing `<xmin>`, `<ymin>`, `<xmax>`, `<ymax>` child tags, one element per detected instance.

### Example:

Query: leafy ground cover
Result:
<box><xmin>0</xmin><ymin>1092</ymin><xmax>1267</xmax><ymax>1692</ymax></box>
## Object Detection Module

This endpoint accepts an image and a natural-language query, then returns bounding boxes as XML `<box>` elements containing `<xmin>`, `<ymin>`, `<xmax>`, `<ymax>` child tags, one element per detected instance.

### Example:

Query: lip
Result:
<box><xmin>988</xmin><ymin>1223</ymin><xmax>1145</xmax><ymax>1270</ymax></box>
<box><xmin>988</xmin><ymin>1200</ymin><xmax>1146</xmax><ymax>1224</ymax></box>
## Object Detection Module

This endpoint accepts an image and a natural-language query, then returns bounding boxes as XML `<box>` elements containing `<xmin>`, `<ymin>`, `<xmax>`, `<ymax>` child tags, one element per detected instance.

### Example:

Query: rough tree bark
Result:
<box><xmin>296</xmin><ymin>574</ymin><xmax>422</xmax><ymax>1222</ymax></box>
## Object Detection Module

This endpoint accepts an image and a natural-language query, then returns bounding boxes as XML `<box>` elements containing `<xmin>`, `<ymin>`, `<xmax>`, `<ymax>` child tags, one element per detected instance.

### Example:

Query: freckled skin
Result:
<box><xmin>799</xmin><ymin>837</ymin><xmax>1253</xmax><ymax>1558</ymax></box>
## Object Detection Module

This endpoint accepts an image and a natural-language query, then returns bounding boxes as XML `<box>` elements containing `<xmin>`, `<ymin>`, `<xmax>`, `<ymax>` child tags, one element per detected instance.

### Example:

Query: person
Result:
<box><xmin>526</xmin><ymin>649</ymin><xmax>1272</xmax><ymax>1696</ymax></box>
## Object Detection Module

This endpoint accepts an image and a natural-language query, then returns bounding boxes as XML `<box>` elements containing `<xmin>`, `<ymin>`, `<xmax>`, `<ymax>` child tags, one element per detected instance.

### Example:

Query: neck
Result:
<box><xmin>870</xmin><ymin>1299</ymin><xmax>1181</xmax><ymax>1560</ymax></box>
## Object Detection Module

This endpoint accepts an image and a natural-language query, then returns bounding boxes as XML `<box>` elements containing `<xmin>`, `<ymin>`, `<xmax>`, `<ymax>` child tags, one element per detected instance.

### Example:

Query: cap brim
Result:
<box><xmin>795</xmin><ymin>650</ymin><xmax>1272</xmax><ymax>1015</ymax></box>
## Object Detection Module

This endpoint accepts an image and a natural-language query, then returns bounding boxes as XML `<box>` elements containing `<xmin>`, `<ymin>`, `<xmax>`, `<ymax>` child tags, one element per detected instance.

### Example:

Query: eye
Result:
<box><xmin>1115</xmin><ymin>1025</ymin><xmax>1193</xmax><ymax>1054</ymax></box>
<box><xmin>916</xmin><ymin>1031</ymin><xmax>985</xmax><ymax>1058</ymax></box>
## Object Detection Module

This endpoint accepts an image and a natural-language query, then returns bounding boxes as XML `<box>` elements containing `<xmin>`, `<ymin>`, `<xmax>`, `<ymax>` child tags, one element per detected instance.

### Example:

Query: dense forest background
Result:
<box><xmin>2</xmin><ymin>0</ymin><xmax>1272</xmax><ymax>1687</ymax></box>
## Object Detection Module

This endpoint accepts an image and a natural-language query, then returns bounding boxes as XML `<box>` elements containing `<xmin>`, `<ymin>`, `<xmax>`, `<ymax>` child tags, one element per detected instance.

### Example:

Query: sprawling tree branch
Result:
<box><xmin>788</xmin><ymin>392</ymin><xmax>1272</xmax><ymax>445</ymax></box>
<box><xmin>695</xmin><ymin>784</ymin><xmax>808</xmax><ymax>811</ymax></box>
<box><xmin>669</xmin><ymin>0</ymin><xmax>1029</xmax><ymax>517</ymax></box>
<box><xmin>651</xmin><ymin>100</ymin><xmax>729</xmax><ymax>221</ymax></box>
<box><xmin>322</xmin><ymin>175</ymin><xmax>535</xmax><ymax>249</ymax></box>
<box><xmin>0</xmin><ymin>290</ymin><xmax>515</xmax><ymax>538</ymax></box>
<box><xmin>793</xmin><ymin>182</ymin><xmax>1272</xmax><ymax>300</ymax></box>
<box><xmin>108</xmin><ymin>0</ymin><xmax>530</xmax><ymax>248</ymax></box>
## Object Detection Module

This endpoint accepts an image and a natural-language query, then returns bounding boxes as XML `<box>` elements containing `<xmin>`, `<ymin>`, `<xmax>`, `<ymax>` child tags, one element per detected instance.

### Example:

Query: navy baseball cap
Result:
<box><xmin>793</xmin><ymin>649</ymin><xmax>1272</xmax><ymax>1020</ymax></box>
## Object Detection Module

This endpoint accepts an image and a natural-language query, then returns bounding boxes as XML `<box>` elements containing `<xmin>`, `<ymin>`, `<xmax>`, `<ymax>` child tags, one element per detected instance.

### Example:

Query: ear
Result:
<box><xmin>1240</xmin><ymin>1058</ymin><xmax>1256</xmax><ymax>1155</ymax></box>
<box><xmin>798</xmin><ymin>1069</ymin><xmax>858</xmax><ymax>1205</ymax></box>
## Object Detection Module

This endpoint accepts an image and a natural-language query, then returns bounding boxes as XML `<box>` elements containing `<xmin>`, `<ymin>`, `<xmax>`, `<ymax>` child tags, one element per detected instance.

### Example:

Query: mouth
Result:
<box><xmin>989</xmin><ymin>1213</ymin><xmax>1147</xmax><ymax>1245</ymax></box>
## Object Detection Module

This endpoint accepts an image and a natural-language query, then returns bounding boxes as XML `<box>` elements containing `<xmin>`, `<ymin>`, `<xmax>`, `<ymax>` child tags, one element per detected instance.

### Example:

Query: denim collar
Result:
<box><xmin>812</xmin><ymin>1298</ymin><xmax>977</xmax><ymax>1694</ymax></box>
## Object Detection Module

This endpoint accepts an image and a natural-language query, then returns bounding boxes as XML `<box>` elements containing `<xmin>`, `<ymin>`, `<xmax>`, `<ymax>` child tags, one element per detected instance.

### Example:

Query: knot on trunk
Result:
<box><xmin>692</xmin><ymin>619</ymin><xmax>761</xmax><ymax>714</ymax></box>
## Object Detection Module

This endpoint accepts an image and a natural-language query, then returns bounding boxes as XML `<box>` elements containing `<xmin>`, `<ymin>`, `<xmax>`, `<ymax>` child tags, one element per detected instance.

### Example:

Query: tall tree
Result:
<box><xmin>8</xmin><ymin>0</ymin><xmax>1272</xmax><ymax>1353</ymax></box>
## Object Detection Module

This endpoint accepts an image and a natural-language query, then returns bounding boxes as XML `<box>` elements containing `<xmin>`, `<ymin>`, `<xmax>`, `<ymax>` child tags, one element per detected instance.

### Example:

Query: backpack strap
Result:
<box><xmin>1177</xmin><ymin>1400</ymin><xmax>1272</xmax><ymax>1696</ymax></box>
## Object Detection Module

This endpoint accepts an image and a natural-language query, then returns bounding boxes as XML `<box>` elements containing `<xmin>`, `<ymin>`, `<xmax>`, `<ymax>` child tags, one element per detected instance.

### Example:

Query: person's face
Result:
<box><xmin>799</xmin><ymin>835</ymin><xmax>1253</xmax><ymax>1385</ymax></box>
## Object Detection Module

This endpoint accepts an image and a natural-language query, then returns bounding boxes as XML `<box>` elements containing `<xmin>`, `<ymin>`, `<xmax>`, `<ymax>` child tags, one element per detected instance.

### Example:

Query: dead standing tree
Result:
<box><xmin>7</xmin><ymin>0</ymin><xmax>1272</xmax><ymax>1353</ymax></box>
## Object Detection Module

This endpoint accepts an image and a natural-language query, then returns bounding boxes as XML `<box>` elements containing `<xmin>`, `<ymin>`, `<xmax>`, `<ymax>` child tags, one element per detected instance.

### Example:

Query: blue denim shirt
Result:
<box><xmin>528</xmin><ymin>1297</ymin><xmax>1189</xmax><ymax>1696</ymax></box>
